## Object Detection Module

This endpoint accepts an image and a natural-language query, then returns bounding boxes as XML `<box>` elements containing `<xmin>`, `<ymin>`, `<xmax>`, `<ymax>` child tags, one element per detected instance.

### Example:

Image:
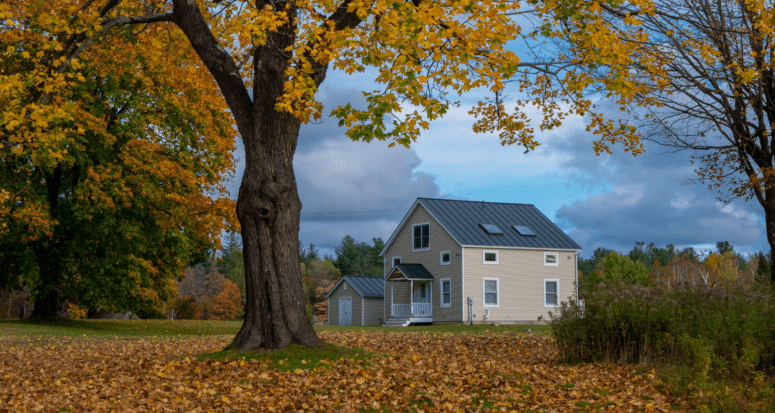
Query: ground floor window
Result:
<box><xmin>544</xmin><ymin>279</ymin><xmax>559</xmax><ymax>307</ymax></box>
<box><xmin>483</xmin><ymin>277</ymin><xmax>498</xmax><ymax>306</ymax></box>
<box><xmin>441</xmin><ymin>279</ymin><xmax>451</xmax><ymax>307</ymax></box>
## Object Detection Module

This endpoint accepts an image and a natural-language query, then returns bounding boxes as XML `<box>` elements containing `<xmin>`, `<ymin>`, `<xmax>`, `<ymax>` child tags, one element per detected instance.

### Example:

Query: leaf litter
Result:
<box><xmin>0</xmin><ymin>331</ymin><xmax>689</xmax><ymax>411</ymax></box>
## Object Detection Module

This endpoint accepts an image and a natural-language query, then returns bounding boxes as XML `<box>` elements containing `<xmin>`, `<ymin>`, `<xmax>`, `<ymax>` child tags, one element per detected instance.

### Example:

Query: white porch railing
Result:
<box><xmin>392</xmin><ymin>303</ymin><xmax>432</xmax><ymax>317</ymax></box>
<box><xmin>392</xmin><ymin>304</ymin><xmax>411</xmax><ymax>318</ymax></box>
<box><xmin>412</xmin><ymin>303</ymin><xmax>432</xmax><ymax>317</ymax></box>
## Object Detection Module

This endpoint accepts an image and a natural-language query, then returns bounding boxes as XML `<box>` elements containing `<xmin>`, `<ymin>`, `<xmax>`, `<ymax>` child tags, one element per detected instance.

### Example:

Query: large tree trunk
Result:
<box><xmin>227</xmin><ymin>7</ymin><xmax>319</xmax><ymax>351</ymax></box>
<box><xmin>765</xmin><ymin>205</ymin><xmax>775</xmax><ymax>285</ymax></box>
<box><xmin>30</xmin><ymin>167</ymin><xmax>64</xmax><ymax>320</ymax></box>
<box><xmin>229</xmin><ymin>117</ymin><xmax>319</xmax><ymax>350</ymax></box>
<box><xmin>168</xmin><ymin>0</ymin><xmax>362</xmax><ymax>350</ymax></box>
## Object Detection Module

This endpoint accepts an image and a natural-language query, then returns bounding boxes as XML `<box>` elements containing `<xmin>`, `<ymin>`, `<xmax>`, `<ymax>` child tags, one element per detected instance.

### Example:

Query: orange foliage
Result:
<box><xmin>211</xmin><ymin>279</ymin><xmax>242</xmax><ymax>321</ymax></box>
<box><xmin>0</xmin><ymin>331</ymin><xmax>690</xmax><ymax>411</ymax></box>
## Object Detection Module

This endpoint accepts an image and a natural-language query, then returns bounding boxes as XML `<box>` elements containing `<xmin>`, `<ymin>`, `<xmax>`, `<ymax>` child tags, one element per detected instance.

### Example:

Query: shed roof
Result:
<box><xmin>380</xmin><ymin>198</ymin><xmax>582</xmax><ymax>255</ymax></box>
<box><xmin>325</xmin><ymin>275</ymin><xmax>384</xmax><ymax>298</ymax></box>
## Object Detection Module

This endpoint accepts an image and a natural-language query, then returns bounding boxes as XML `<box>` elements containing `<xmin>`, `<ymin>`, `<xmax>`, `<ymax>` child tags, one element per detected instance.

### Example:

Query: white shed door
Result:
<box><xmin>339</xmin><ymin>297</ymin><xmax>352</xmax><ymax>326</ymax></box>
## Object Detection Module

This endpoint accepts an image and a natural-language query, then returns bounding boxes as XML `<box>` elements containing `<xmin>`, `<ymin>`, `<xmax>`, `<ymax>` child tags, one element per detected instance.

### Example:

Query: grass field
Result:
<box><xmin>0</xmin><ymin>319</ymin><xmax>685</xmax><ymax>412</ymax></box>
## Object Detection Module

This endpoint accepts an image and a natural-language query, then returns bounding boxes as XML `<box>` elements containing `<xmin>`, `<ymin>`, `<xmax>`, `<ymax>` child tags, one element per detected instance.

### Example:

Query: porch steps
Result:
<box><xmin>382</xmin><ymin>317</ymin><xmax>411</xmax><ymax>327</ymax></box>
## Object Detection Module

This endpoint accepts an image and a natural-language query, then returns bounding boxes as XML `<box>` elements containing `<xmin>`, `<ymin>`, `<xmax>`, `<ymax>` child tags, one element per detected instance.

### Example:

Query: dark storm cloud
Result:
<box><xmin>552</xmin><ymin>112</ymin><xmax>767</xmax><ymax>255</ymax></box>
<box><xmin>230</xmin><ymin>78</ymin><xmax>445</xmax><ymax>256</ymax></box>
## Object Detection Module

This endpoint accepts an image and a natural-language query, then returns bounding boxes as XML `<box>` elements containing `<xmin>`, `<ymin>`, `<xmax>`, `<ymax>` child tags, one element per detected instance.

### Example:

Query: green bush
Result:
<box><xmin>550</xmin><ymin>281</ymin><xmax>775</xmax><ymax>379</ymax></box>
<box><xmin>173</xmin><ymin>296</ymin><xmax>199</xmax><ymax>320</ymax></box>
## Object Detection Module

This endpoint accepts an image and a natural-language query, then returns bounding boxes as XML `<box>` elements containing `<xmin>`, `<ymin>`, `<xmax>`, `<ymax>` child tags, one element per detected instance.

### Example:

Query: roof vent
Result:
<box><xmin>480</xmin><ymin>223</ymin><xmax>504</xmax><ymax>235</ymax></box>
<box><xmin>513</xmin><ymin>225</ymin><xmax>536</xmax><ymax>236</ymax></box>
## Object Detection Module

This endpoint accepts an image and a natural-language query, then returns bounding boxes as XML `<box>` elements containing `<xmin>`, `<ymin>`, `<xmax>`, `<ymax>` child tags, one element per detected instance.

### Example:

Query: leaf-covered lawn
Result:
<box><xmin>0</xmin><ymin>323</ymin><xmax>689</xmax><ymax>412</ymax></box>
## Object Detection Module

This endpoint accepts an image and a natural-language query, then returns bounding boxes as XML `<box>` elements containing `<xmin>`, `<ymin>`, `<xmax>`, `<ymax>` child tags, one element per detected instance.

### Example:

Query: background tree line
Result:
<box><xmin>578</xmin><ymin>241</ymin><xmax>771</xmax><ymax>296</ymax></box>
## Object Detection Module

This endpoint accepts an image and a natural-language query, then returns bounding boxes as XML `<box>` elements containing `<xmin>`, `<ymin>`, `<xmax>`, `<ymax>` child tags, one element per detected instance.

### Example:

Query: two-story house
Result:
<box><xmin>381</xmin><ymin>198</ymin><xmax>581</xmax><ymax>326</ymax></box>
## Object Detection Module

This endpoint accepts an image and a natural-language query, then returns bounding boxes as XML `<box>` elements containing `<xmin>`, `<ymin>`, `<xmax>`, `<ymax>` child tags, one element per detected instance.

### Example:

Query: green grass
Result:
<box><xmin>0</xmin><ymin>319</ymin><xmax>549</xmax><ymax>340</ymax></box>
<box><xmin>198</xmin><ymin>341</ymin><xmax>374</xmax><ymax>372</ymax></box>
<box><xmin>0</xmin><ymin>318</ymin><xmax>243</xmax><ymax>339</ymax></box>
<box><xmin>316</xmin><ymin>323</ymin><xmax>551</xmax><ymax>334</ymax></box>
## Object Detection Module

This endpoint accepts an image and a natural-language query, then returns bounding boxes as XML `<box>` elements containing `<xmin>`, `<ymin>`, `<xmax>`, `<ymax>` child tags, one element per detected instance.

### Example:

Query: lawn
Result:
<box><xmin>0</xmin><ymin>319</ymin><xmax>686</xmax><ymax>411</ymax></box>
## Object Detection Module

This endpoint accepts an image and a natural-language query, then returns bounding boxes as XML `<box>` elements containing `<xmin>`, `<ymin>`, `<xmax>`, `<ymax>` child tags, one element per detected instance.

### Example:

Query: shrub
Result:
<box><xmin>598</xmin><ymin>252</ymin><xmax>649</xmax><ymax>286</ymax></box>
<box><xmin>173</xmin><ymin>296</ymin><xmax>199</xmax><ymax>320</ymax></box>
<box><xmin>211</xmin><ymin>279</ymin><xmax>242</xmax><ymax>320</ymax></box>
<box><xmin>550</xmin><ymin>281</ymin><xmax>775</xmax><ymax>379</ymax></box>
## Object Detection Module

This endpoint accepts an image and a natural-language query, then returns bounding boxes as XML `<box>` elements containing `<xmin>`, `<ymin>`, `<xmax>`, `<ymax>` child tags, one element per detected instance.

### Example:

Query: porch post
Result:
<box><xmin>410</xmin><ymin>280</ymin><xmax>414</xmax><ymax>317</ymax></box>
<box><xmin>430</xmin><ymin>281</ymin><xmax>433</xmax><ymax>316</ymax></box>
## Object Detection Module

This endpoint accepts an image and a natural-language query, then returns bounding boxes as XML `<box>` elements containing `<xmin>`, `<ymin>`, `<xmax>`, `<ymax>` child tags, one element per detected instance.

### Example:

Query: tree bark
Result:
<box><xmin>30</xmin><ymin>167</ymin><xmax>65</xmax><ymax>320</ymax></box>
<box><xmin>169</xmin><ymin>0</ymin><xmax>337</xmax><ymax>350</ymax></box>
<box><xmin>764</xmin><ymin>204</ymin><xmax>775</xmax><ymax>285</ymax></box>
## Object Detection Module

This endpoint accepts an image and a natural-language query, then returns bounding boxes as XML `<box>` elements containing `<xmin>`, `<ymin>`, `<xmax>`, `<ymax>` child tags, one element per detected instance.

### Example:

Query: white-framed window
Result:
<box><xmin>440</xmin><ymin>278</ymin><xmax>452</xmax><ymax>307</ymax></box>
<box><xmin>483</xmin><ymin>250</ymin><xmax>498</xmax><ymax>264</ymax></box>
<box><xmin>412</xmin><ymin>222</ymin><xmax>430</xmax><ymax>251</ymax></box>
<box><xmin>544</xmin><ymin>279</ymin><xmax>559</xmax><ymax>307</ymax></box>
<box><xmin>392</xmin><ymin>256</ymin><xmax>401</xmax><ymax>267</ymax></box>
<box><xmin>544</xmin><ymin>252</ymin><xmax>559</xmax><ymax>266</ymax></box>
<box><xmin>483</xmin><ymin>277</ymin><xmax>499</xmax><ymax>307</ymax></box>
<box><xmin>440</xmin><ymin>251</ymin><xmax>451</xmax><ymax>265</ymax></box>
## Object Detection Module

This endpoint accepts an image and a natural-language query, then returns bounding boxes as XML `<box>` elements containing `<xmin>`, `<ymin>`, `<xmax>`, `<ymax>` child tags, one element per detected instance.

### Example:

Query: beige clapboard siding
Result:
<box><xmin>384</xmin><ymin>280</ymin><xmax>411</xmax><ymax>318</ymax></box>
<box><xmin>327</xmin><ymin>280</ymin><xmax>362</xmax><ymax>326</ymax></box>
<box><xmin>463</xmin><ymin>247</ymin><xmax>577</xmax><ymax>323</ymax></box>
<box><xmin>383</xmin><ymin>204</ymin><xmax>463</xmax><ymax>323</ymax></box>
<box><xmin>363</xmin><ymin>298</ymin><xmax>384</xmax><ymax>326</ymax></box>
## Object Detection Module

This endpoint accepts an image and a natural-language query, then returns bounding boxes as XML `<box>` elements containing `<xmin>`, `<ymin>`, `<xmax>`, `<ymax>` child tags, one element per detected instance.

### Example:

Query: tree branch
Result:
<box><xmin>170</xmin><ymin>0</ymin><xmax>254</xmax><ymax>135</ymax></box>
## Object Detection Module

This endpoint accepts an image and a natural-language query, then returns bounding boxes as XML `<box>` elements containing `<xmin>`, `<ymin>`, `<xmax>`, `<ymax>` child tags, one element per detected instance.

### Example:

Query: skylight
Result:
<box><xmin>513</xmin><ymin>225</ymin><xmax>536</xmax><ymax>236</ymax></box>
<box><xmin>480</xmin><ymin>223</ymin><xmax>504</xmax><ymax>235</ymax></box>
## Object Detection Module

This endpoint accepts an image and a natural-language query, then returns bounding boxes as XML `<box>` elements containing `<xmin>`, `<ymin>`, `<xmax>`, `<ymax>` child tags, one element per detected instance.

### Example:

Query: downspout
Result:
<box><xmin>575</xmin><ymin>251</ymin><xmax>579</xmax><ymax>303</ymax></box>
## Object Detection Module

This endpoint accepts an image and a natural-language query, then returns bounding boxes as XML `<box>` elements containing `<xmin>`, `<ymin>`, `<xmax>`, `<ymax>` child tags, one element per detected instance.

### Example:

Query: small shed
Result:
<box><xmin>326</xmin><ymin>276</ymin><xmax>384</xmax><ymax>326</ymax></box>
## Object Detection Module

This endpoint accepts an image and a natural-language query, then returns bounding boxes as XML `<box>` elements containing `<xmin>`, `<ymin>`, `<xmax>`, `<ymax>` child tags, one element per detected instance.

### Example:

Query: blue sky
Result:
<box><xmin>226</xmin><ymin>69</ymin><xmax>768</xmax><ymax>260</ymax></box>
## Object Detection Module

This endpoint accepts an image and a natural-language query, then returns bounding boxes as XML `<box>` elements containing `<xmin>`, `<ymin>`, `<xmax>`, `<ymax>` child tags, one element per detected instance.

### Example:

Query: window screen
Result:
<box><xmin>545</xmin><ymin>281</ymin><xmax>558</xmax><ymax>306</ymax></box>
<box><xmin>484</xmin><ymin>280</ymin><xmax>498</xmax><ymax>305</ymax></box>
<box><xmin>442</xmin><ymin>280</ymin><xmax>451</xmax><ymax>305</ymax></box>
<box><xmin>484</xmin><ymin>252</ymin><xmax>497</xmax><ymax>262</ymax></box>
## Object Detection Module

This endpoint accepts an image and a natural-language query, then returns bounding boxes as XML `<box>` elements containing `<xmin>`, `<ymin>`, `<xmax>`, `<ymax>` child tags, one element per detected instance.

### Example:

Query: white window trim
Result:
<box><xmin>392</xmin><ymin>256</ymin><xmax>401</xmax><ymax>267</ymax></box>
<box><xmin>483</xmin><ymin>277</ymin><xmax>499</xmax><ymax>307</ymax></box>
<box><xmin>544</xmin><ymin>252</ymin><xmax>559</xmax><ymax>266</ymax></box>
<box><xmin>412</xmin><ymin>222</ymin><xmax>431</xmax><ymax>252</ymax></box>
<box><xmin>440</xmin><ymin>278</ymin><xmax>452</xmax><ymax>307</ymax></box>
<box><xmin>544</xmin><ymin>279</ymin><xmax>559</xmax><ymax>308</ymax></box>
<box><xmin>483</xmin><ymin>250</ymin><xmax>499</xmax><ymax>264</ymax></box>
<box><xmin>440</xmin><ymin>251</ymin><xmax>451</xmax><ymax>265</ymax></box>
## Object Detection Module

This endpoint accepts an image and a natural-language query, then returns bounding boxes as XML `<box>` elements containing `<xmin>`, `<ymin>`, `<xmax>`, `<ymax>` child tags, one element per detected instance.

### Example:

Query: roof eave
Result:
<box><xmin>379</xmin><ymin>199</ymin><xmax>421</xmax><ymax>257</ymax></box>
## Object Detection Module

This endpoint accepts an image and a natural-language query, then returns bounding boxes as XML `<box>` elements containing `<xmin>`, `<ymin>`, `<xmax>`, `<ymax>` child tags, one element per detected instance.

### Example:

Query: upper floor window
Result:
<box><xmin>544</xmin><ymin>252</ymin><xmax>559</xmax><ymax>266</ymax></box>
<box><xmin>392</xmin><ymin>256</ymin><xmax>401</xmax><ymax>267</ymax></box>
<box><xmin>412</xmin><ymin>223</ymin><xmax>430</xmax><ymax>251</ymax></box>
<box><xmin>483</xmin><ymin>250</ymin><xmax>499</xmax><ymax>264</ymax></box>
<box><xmin>440</xmin><ymin>251</ymin><xmax>451</xmax><ymax>265</ymax></box>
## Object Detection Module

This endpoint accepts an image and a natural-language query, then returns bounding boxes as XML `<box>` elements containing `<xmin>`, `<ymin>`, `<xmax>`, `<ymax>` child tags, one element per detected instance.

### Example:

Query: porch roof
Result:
<box><xmin>387</xmin><ymin>263</ymin><xmax>434</xmax><ymax>281</ymax></box>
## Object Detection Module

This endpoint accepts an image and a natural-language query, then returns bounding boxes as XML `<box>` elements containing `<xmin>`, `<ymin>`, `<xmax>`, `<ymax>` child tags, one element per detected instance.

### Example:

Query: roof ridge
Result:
<box><xmin>418</xmin><ymin>197</ymin><xmax>535</xmax><ymax>206</ymax></box>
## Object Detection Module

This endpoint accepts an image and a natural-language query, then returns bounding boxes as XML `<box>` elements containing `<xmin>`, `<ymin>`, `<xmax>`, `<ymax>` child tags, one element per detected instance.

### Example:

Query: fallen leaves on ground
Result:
<box><xmin>0</xmin><ymin>331</ymin><xmax>689</xmax><ymax>412</ymax></box>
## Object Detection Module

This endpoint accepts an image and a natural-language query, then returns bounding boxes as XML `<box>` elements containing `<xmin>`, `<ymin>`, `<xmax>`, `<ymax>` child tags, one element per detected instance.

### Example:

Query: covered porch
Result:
<box><xmin>385</xmin><ymin>263</ymin><xmax>434</xmax><ymax>324</ymax></box>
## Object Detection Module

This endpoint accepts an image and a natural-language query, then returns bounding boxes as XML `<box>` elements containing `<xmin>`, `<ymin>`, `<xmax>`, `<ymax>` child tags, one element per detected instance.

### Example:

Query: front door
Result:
<box><xmin>339</xmin><ymin>297</ymin><xmax>352</xmax><ymax>325</ymax></box>
<box><xmin>413</xmin><ymin>282</ymin><xmax>429</xmax><ymax>303</ymax></box>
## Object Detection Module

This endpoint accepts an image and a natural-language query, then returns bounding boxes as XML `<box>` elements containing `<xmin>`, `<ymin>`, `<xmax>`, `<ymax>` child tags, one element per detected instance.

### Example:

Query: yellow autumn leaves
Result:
<box><xmin>0</xmin><ymin>330</ymin><xmax>688</xmax><ymax>412</ymax></box>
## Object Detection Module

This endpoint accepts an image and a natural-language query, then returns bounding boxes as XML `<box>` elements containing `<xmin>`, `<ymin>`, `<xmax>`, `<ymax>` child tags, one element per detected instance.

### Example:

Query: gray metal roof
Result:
<box><xmin>391</xmin><ymin>263</ymin><xmax>434</xmax><ymax>280</ymax></box>
<box><xmin>418</xmin><ymin>198</ymin><xmax>581</xmax><ymax>250</ymax></box>
<box><xmin>328</xmin><ymin>275</ymin><xmax>384</xmax><ymax>298</ymax></box>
